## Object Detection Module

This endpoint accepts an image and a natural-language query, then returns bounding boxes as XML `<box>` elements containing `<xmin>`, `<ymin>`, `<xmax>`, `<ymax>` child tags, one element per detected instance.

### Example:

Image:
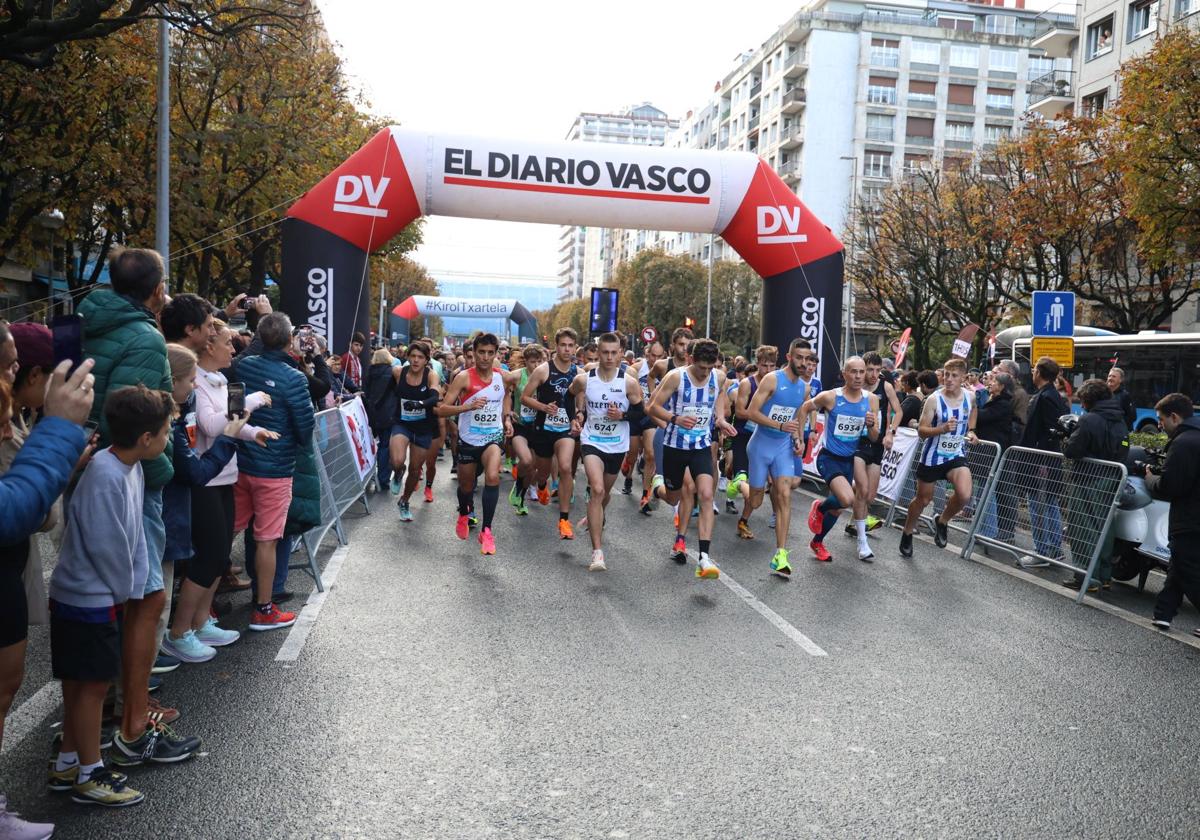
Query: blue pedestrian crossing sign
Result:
<box><xmin>1032</xmin><ymin>291</ymin><xmax>1074</xmax><ymax>338</ymax></box>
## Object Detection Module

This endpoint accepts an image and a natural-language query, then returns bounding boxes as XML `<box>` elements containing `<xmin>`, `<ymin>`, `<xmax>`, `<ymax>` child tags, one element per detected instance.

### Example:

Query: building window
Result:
<box><xmin>910</xmin><ymin>40</ymin><xmax>941</xmax><ymax>65</ymax></box>
<box><xmin>946</xmin><ymin>121</ymin><xmax>974</xmax><ymax>142</ymax></box>
<box><xmin>937</xmin><ymin>13</ymin><xmax>977</xmax><ymax>31</ymax></box>
<box><xmin>1128</xmin><ymin>0</ymin><xmax>1159</xmax><ymax>40</ymax></box>
<box><xmin>904</xmin><ymin>153</ymin><xmax>931</xmax><ymax>174</ymax></box>
<box><xmin>1182</xmin><ymin>0</ymin><xmax>1200</xmax><ymax>17</ymax></box>
<box><xmin>1083</xmin><ymin>89</ymin><xmax>1108</xmax><ymax>116</ymax></box>
<box><xmin>905</xmin><ymin>116</ymin><xmax>935</xmax><ymax>143</ymax></box>
<box><xmin>864</xmin><ymin>151</ymin><xmax>892</xmax><ymax>179</ymax></box>
<box><xmin>1087</xmin><ymin>16</ymin><xmax>1115</xmax><ymax>58</ymax></box>
<box><xmin>949</xmin><ymin>45</ymin><xmax>980</xmax><ymax>68</ymax></box>
<box><xmin>1028</xmin><ymin>56</ymin><xmax>1054</xmax><ymax>80</ymax></box>
<box><xmin>948</xmin><ymin>82</ymin><xmax>976</xmax><ymax>109</ymax></box>
<box><xmin>870</xmin><ymin>38</ymin><xmax>900</xmax><ymax>67</ymax></box>
<box><xmin>989</xmin><ymin>48</ymin><xmax>1018</xmax><ymax>73</ymax></box>
<box><xmin>866</xmin><ymin>113</ymin><xmax>895</xmax><ymax>142</ymax></box>
<box><xmin>983</xmin><ymin>14</ymin><xmax>1019</xmax><ymax>35</ymax></box>
<box><xmin>984</xmin><ymin>124</ymin><xmax>1010</xmax><ymax>144</ymax></box>
<box><xmin>986</xmin><ymin>87</ymin><xmax>1014</xmax><ymax>109</ymax></box>
<box><xmin>867</xmin><ymin>75</ymin><xmax>897</xmax><ymax>104</ymax></box>
<box><xmin>907</xmin><ymin>79</ymin><xmax>937</xmax><ymax>107</ymax></box>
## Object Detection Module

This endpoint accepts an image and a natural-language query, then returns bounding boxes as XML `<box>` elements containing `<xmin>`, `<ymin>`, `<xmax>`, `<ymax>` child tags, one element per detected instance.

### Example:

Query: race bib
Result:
<box><xmin>470</xmin><ymin>410</ymin><xmax>502</xmax><ymax>438</ymax></box>
<box><xmin>640</xmin><ymin>381</ymin><xmax>651</xmax><ymax>401</ymax></box>
<box><xmin>937</xmin><ymin>433</ymin><xmax>964</xmax><ymax>459</ymax></box>
<box><xmin>587</xmin><ymin>417</ymin><xmax>622</xmax><ymax>445</ymax></box>
<box><xmin>519</xmin><ymin>404</ymin><xmax>536</xmax><ymax>423</ymax></box>
<box><xmin>767</xmin><ymin>404</ymin><xmax>796</xmax><ymax>426</ymax></box>
<box><xmin>544</xmin><ymin>405</ymin><xmax>570</xmax><ymax>433</ymax></box>
<box><xmin>833</xmin><ymin>414</ymin><xmax>864</xmax><ymax>442</ymax></box>
<box><xmin>400</xmin><ymin>400</ymin><xmax>426</xmax><ymax>422</ymax></box>
<box><xmin>681</xmin><ymin>405</ymin><xmax>712</xmax><ymax>437</ymax></box>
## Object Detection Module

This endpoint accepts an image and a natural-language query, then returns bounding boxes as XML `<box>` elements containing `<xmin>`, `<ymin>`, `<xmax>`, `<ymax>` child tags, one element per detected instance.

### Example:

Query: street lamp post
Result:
<box><xmin>156</xmin><ymin>17</ymin><xmax>170</xmax><ymax>290</ymax></box>
<box><xmin>839</xmin><ymin>155</ymin><xmax>858</xmax><ymax>362</ymax></box>
<box><xmin>705</xmin><ymin>233</ymin><xmax>714</xmax><ymax>339</ymax></box>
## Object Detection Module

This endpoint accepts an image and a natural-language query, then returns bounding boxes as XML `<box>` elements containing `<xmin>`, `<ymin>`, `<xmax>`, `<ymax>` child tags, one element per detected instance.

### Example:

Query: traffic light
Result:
<box><xmin>683</xmin><ymin>317</ymin><xmax>696</xmax><ymax>330</ymax></box>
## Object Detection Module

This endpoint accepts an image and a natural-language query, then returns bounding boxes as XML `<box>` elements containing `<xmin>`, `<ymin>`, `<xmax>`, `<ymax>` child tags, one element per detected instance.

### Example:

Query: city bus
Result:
<box><xmin>1005</xmin><ymin>331</ymin><xmax>1200</xmax><ymax>431</ymax></box>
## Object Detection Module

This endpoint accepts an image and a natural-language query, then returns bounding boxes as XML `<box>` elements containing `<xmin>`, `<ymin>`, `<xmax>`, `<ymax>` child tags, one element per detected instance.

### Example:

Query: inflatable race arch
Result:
<box><xmin>281</xmin><ymin>126</ymin><xmax>844</xmax><ymax>383</ymax></box>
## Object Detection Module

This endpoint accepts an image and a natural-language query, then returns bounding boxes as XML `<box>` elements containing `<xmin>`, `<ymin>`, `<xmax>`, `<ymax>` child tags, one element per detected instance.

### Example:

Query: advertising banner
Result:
<box><xmin>338</xmin><ymin>396</ymin><xmax>377</xmax><ymax>483</ymax></box>
<box><xmin>877</xmin><ymin>428</ymin><xmax>921</xmax><ymax>502</ymax></box>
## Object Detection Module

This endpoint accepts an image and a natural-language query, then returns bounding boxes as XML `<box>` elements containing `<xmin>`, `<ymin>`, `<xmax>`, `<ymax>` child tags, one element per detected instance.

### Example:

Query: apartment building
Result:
<box><xmin>557</xmin><ymin>104</ymin><xmax>679</xmax><ymax>300</ymax></box>
<box><xmin>612</xmin><ymin>0</ymin><xmax>1072</xmax><ymax>351</ymax></box>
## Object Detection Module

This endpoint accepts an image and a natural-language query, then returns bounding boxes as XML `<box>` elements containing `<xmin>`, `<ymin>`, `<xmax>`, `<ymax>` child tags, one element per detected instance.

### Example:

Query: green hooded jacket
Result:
<box><xmin>78</xmin><ymin>287</ymin><xmax>174</xmax><ymax>489</ymax></box>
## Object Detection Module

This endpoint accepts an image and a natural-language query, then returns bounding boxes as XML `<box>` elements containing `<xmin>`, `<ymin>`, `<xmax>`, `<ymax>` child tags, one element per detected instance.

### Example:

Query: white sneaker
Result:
<box><xmin>1017</xmin><ymin>555</ymin><xmax>1050</xmax><ymax>569</ymax></box>
<box><xmin>195</xmin><ymin>616</ymin><xmax>241</xmax><ymax>647</ymax></box>
<box><xmin>695</xmin><ymin>553</ymin><xmax>721</xmax><ymax>580</ymax></box>
<box><xmin>0</xmin><ymin>795</ymin><xmax>54</xmax><ymax>840</ymax></box>
<box><xmin>857</xmin><ymin>543</ymin><xmax>875</xmax><ymax>563</ymax></box>
<box><xmin>588</xmin><ymin>550</ymin><xmax>607</xmax><ymax>572</ymax></box>
<box><xmin>717</xmin><ymin>476</ymin><xmax>729</xmax><ymax>492</ymax></box>
<box><xmin>160</xmin><ymin>629</ymin><xmax>217</xmax><ymax>663</ymax></box>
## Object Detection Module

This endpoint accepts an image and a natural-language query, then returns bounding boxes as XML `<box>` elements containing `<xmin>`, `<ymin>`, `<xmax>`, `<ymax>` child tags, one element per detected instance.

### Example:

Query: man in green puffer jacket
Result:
<box><xmin>79</xmin><ymin>247</ymin><xmax>199</xmax><ymax>764</ymax></box>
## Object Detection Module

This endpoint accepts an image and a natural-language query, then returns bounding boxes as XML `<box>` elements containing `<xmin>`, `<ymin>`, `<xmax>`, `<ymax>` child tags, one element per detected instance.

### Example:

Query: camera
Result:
<box><xmin>1132</xmin><ymin>447</ymin><xmax>1165</xmax><ymax>477</ymax></box>
<box><xmin>240</xmin><ymin>294</ymin><xmax>256</xmax><ymax>310</ymax></box>
<box><xmin>1050</xmin><ymin>413</ymin><xmax>1078</xmax><ymax>440</ymax></box>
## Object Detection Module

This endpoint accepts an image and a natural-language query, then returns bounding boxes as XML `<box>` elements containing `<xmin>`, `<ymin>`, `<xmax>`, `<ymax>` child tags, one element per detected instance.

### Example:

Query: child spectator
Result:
<box><xmin>48</xmin><ymin>385</ymin><xmax>174</xmax><ymax>807</ymax></box>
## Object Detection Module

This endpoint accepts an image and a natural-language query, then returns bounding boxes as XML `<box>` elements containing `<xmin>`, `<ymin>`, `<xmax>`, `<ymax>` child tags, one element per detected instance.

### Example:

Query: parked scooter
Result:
<box><xmin>1110</xmin><ymin>445</ymin><xmax>1171</xmax><ymax>591</ymax></box>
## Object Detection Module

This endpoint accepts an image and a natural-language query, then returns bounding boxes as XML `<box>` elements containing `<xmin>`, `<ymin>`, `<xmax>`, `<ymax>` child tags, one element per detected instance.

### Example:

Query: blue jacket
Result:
<box><xmin>0</xmin><ymin>417</ymin><xmax>86</xmax><ymax>546</ymax></box>
<box><xmin>162</xmin><ymin>401</ymin><xmax>237</xmax><ymax>562</ymax></box>
<box><xmin>230</xmin><ymin>349</ymin><xmax>315</xmax><ymax>478</ymax></box>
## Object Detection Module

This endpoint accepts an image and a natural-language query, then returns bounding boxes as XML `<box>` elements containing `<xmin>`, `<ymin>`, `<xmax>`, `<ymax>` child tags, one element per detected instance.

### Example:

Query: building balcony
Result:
<box><xmin>1030</xmin><ymin>19</ymin><xmax>1078</xmax><ymax>59</ymax></box>
<box><xmin>749</xmin><ymin>113</ymin><xmax>760</xmax><ymax>131</ymax></box>
<box><xmin>1026</xmin><ymin>69</ymin><xmax>1074</xmax><ymax>118</ymax></box>
<box><xmin>750</xmin><ymin>80</ymin><xmax>762</xmax><ymax>99</ymax></box>
<box><xmin>777</xmin><ymin>158</ymin><xmax>801</xmax><ymax>182</ymax></box>
<box><xmin>778</xmin><ymin>125</ymin><xmax>804</xmax><ymax>149</ymax></box>
<box><xmin>781</xmin><ymin>88</ymin><xmax>807</xmax><ymax>113</ymax></box>
<box><xmin>781</xmin><ymin>50</ymin><xmax>808</xmax><ymax>79</ymax></box>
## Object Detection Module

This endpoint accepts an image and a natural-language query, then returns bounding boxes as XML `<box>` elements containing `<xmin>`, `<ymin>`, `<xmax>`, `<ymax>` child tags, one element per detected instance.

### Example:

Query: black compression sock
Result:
<box><xmin>457</xmin><ymin>489</ymin><xmax>472</xmax><ymax>515</ymax></box>
<box><xmin>482</xmin><ymin>485</ymin><xmax>499</xmax><ymax>529</ymax></box>
<box><xmin>699</xmin><ymin>539</ymin><xmax>711</xmax><ymax>555</ymax></box>
<box><xmin>559</xmin><ymin>511</ymin><xmax>569</xmax><ymax>521</ymax></box>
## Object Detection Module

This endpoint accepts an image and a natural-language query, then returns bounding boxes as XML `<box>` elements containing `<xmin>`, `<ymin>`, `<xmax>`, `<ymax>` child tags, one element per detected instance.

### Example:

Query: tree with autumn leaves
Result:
<box><xmin>848</xmin><ymin>29</ymin><xmax>1200</xmax><ymax>361</ymax></box>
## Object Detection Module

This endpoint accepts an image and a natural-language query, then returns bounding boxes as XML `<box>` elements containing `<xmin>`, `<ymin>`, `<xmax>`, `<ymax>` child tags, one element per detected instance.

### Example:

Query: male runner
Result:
<box><xmin>568</xmin><ymin>332</ymin><xmax>644</xmax><ymax>571</ymax></box>
<box><xmin>648</xmin><ymin>327</ymin><xmax>696</xmax><ymax>525</ymax></box>
<box><xmin>744</xmin><ymin>339</ymin><xmax>813</xmax><ymax>576</ymax></box>
<box><xmin>846</xmin><ymin>350</ymin><xmax>903</xmax><ymax>559</ymax></box>
<box><xmin>730</xmin><ymin>346</ymin><xmax>778</xmax><ymax>535</ymax></box>
<box><xmin>647</xmin><ymin>338</ymin><xmax>737</xmax><ymax>579</ymax></box>
<box><xmin>624</xmin><ymin>339</ymin><xmax>664</xmax><ymax>504</ymax></box>
<box><xmin>436</xmin><ymin>333</ymin><xmax>518</xmax><ymax>555</ymax></box>
<box><xmin>797</xmin><ymin>357</ymin><xmax>879</xmax><ymax>562</ymax></box>
<box><xmin>522</xmin><ymin>328</ymin><xmax>580</xmax><ymax>538</ymax></box>
<box><xmin>899</xmin><ymin>358</ymin><xmax>978</xmax><ymax>558</ymax></box>
<box><xmin>508</xmin><ymin>344</ymin><xmax>545</xmax><ymax>516</ymax></box>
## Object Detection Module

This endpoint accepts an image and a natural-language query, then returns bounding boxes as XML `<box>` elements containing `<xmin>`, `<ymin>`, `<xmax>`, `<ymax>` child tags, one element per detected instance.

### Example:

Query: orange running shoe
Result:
<box><xmin>537</xmin><ymin>486</ymin><xmax>550</xmax><ymax>506</ymax></box>
<box><xmin>558</xmin><ymin>518</ymin><xmax>575</xmax><ymax>540</ymax></box>
<box><xmin>671</xmin><ymin>535</ymin><xmax>687</xmax><ymax>564</ymax></box>
<box><xmin>807</xmin><ymin>499</ymin><xmax>824</xmax><ymax>535</ymax></box>
<box><xmin>810</xmin><ymin>539</ymin><xmax>832</xmax><ymax>562</ymax></box>
<box><xmin>455</xmin><ymin>514</ymin><xmax>469</xmax><ymax>540</ymax></box>
<box><xmin>479</xmin><ymin>527</ymin><xmax>496</xmax><ymax>555</ymax></box>
<box><xmin>424</xmin><ymin>486</ymin><xmax>434</xmax><ymax>503</ymax></box>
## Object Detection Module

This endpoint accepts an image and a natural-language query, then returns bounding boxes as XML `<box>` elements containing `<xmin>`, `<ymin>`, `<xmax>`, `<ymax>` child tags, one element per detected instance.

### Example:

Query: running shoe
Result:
<box><xmin>390</xmin><ymin>477</ymin><xmax>402</xmax><ymax>496</ymax></box>
<box><xmin>195</xmin><ymin>616</ymin><xmax>240</xmax><ymax>647</ymax></box>
<box><xmin>508</xmin><ymin>484</ymin><xmax>521</xmax><ymax>507</ymax></box>
<box><xmin>110</xmin><ymin>720</ymin><xmax>200</xmax><ymax>767</ymax></box>
<box><xmin>858</xmin><ymin>545</ymin><xmax>875</xmax><ymax>563</ymax></box>
<box><xmin>248</xmin><ymin>604</ymin><xmax>296</xmax><ymax>632</ymax></box>
<box><xmin>1061</xmin><ymin>576</ymin><xmax>1098</xmax><ymax>593</ymax></box>
<box><xmin>726</xmin><ymin>471</ymin><xmax>747</xmax><ymax>500</ymax></box>
<box><xmin>621</xmin><ymin>476</ymin><xmax>633</xmax><ymax>495</ymax></box>
<box><xmin>48</xmin><ymin>760</ymin><xmax>126</xmax><ymax>793</ymax></box>
<box><xmin>70</xmin><ymin>768</ymin><xmax>144</xmax><ymax>807</ymax></box>
<box><xmin>424</xmin><ymin>486</ymin><xmax>434</xmax><ymax>503</ymax></box>
<box><xmin>151</xmin><ymin>653</ymin><xmax>180</xmax><ymax>674</ymax></box>
<box><xmin>479</xmin><ymin>527</ymin><xmax>496</xmax><ymax>555</ymax></box>
<box><xmin>737</xmin><ymin>519</ymin><xmax>754</xmax><ymax>540</ymax></box>
<box><xmin>0</xmin><ymin>794</ymin><xmax>57</xmax><ymax>833</ymax></box>
<box><xmin>1151</xmin><ymin>618</ymin><xmax>1171</xmax><ymax>630</ymax></box>
<box><xmin>807</xmin><ymin>499</ymin><xmax>823</xmax><ymax>534</ymax></box>
<box><xmin>695</xmin><ymin>553</ymin><xmax>721</xmax><ymax>579</ymax></box>
<box><xmin>770</xmin><ymin>548</ymin><xmax>792</xmax><ymax>578</ymax></box>
<box><xmin>146</xmin><ymin>697</ymin><xmax>181</xmax><ymax>725</ymax></box>
<box><xmin>398</xmin><ymin>500</ymin><xmax>414</xmax><ymax>522</ymax></box>
<box><xmin>514</xmin><ymin>498</ymin><xmax>529</xmax><ymax>516</ymax></box>
<box><xmin>1016</xmin><ymin>555</ymin><xmax>1049</xmax><ymax>569</ymax></box>
<box><xmin>537</xmin><ymin>485</ymin><xmax>551</xmax><ymax>506</ymax></box>
<box><xmin>588</xmin><ymin>549</ymin><xmax>607</xmax><ymax>572</ymax></box>
<box><xmin>159</xmin><ymin>630</ymin><xmax>216</xmax><ymax>664</ymax></box>
<box><xmin>934</xmin><ymin>518</ymin><xmax>949</xmax><ymax>548</ymax></box>
<box><xmin>671</xmin><ymin>535</ymin><xmax>687</xmax><ymax>564</ymax></box>
<box><xmin>809</xmin><ymin>539</ymin><xmax>832</xmax><ymax>562</ymax></box>
<box><xmin>558</xmin><ymin>518</ymin><xmax>575</xmax><ymax>540</ymax></box>
<box><xmin>717</xmin><ymin>475</ymin><xmax>729</xmax><ymax>493</ymax></box>
<box><xmin>899</xmin><ymin>532</ymin><xmax>914</xmax><ymax>558</ymax></box>
<box><xmin>725</xmin><ymin>499</ymin><xmax>738</xmax><ymax>515</ymax></box>
<box><xmin>640</xmin><ymin>496</ymin><xmax>653</xmax><ymax>516</ymax></box>
<box><xmin>866</xmin><ymin>514</ymin><xmax>883</xmax><ymax>531</ymax></box>
<box><xmin>455</xmin><ymin>514</ymin><xmax>469</xmax><ymax>540</ymax></box>
<box><xmin>468</xmin><ymin>511</ymin><xmax>479</xmax><ymax>528</ymax></box>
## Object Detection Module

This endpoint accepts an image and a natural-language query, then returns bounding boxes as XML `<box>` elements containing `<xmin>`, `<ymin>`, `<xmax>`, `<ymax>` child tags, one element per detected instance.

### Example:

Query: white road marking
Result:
<box><xmin>275</xmin><ymin>545</ymin><xmax>351</xmax><ymax>662</ymax></box>
<box><xmin>719</xmin><ymin>572</ymin><xmax>829</xmax><ymax>657</ymax></box>
<box><xmin>1</xmin><ymin>680</ymin><xmax>61</xmax><ymax>755</ymax></box>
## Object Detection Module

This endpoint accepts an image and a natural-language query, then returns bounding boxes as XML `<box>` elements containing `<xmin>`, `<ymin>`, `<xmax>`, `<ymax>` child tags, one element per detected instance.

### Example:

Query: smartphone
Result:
<box><xmin>227</xmin><ymin>382</ymin><xmax>246</xmax><ymax>419</ymax></box>
<box><xmin>51</xmin><ymin>314</ymin><xmax>84</xmax><ymax>373</ymax></box>
<box><xmin>240</xmin><ymin>294</ymin><xmax>256</xmax><ymax>310</ymax></box>
<box><xmin>83</xmin><ymin>420</ymin><xmax>99</xmax><ymax>438</ymax></box>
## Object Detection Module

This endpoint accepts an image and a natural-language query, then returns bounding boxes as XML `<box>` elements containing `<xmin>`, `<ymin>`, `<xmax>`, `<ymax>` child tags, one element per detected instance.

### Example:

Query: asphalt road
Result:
<box><xmin>4</xmin><ymin>464</ymin><xmax>1200</xmax><ymax>839</ymax></box>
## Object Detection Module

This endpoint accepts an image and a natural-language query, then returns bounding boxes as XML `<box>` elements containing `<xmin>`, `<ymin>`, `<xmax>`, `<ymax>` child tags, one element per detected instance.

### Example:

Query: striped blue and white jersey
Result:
<box><xmin>919</xmin><ymin>390</ymin><xmax>973</xmax><ymax>467</ymax></box>
<box><xmin>663</xmin><ymin>368</ymin><xmax>719</xmax><ymax>451</ymax></box>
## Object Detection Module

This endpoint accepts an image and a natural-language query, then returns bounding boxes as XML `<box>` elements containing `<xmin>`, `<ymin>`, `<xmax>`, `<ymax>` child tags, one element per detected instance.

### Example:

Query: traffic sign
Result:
<box><xmin>1032</xmin><ymin>291</ymin><xmax>1074</xmax><ymax>338</ymax></box>
<box><xmin>641</xmin><ymin>326</ymin><xmax>657</xmax><ymax>343</ymax></box>
<box><xmin>1031</xmin><ymin>337</ymin><xmax>1074</xmax><ymax>368</ymax></box>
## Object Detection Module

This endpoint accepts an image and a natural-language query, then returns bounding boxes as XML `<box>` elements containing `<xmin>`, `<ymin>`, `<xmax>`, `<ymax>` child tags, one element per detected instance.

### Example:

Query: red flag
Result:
<box><xmin>893</xmin><ymin>327</ymin><xmax>912</xmax><ymax>368</ymax></box>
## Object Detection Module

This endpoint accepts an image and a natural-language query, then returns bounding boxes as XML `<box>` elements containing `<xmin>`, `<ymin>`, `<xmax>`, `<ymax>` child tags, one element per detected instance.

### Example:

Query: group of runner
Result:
<box><xmin>384</xmin><ymin>326</ymin><xmax>980</xmax><ymax>581</ymax></box>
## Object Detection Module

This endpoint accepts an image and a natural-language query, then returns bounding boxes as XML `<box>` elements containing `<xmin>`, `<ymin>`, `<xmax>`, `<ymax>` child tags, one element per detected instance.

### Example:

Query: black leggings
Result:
<box><xmin>188</xmin><ymin>484</ymin><xmax>235</xmax><ymax>588</ymax></box>
<box><xmin>0</xmin><ymin>546</ymin><xmax>29</xmax><ymax>647</ymax></box>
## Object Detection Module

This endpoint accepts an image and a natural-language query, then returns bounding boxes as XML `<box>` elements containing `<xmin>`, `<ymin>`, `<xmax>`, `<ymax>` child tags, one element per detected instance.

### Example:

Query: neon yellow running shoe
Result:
<box><xmin>771</xmin><ymin>548</ymin><xmax>792</xmax><ymax>578</ymax></box>
<box><xmin>726</xmin><ymin>471</ymin><xmax>747</xmax><ymax>500</ymax></box>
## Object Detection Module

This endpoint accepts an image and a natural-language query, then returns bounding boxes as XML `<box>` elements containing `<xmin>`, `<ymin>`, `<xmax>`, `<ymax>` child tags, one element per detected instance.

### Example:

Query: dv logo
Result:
<box><xmin>333</xmin><ymin>175</ymin><xmax>390</xmax><ymax>218</ymax></box>
<box><xmin>756</xmin><ymin>205</ymin><xmax>808</xmax><ymax>245</ymax></box>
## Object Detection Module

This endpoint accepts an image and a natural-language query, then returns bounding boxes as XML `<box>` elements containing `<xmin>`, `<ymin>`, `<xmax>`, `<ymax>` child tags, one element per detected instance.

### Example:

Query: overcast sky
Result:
<box><xmin>316</xmin><ymin>0</ymin><xmax>802</xmax><ymax>286</ymax></box>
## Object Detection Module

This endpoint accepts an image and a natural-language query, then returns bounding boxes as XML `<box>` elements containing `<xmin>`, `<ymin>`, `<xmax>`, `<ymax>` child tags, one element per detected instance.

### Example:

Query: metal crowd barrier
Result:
<box><xmin>883</xmin><ymin>439</ymin><xmax>1002</xmax><ymax>541</ymax></box>
<box><xmin>294</xmin><ymin>399</ymin><xmax>377</xmax><ymax>591</ymax></box>
<box><xmin>959</xmin><ymin>446</ymin><xmax>1128</xmax><ymax>603</ymax></box>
